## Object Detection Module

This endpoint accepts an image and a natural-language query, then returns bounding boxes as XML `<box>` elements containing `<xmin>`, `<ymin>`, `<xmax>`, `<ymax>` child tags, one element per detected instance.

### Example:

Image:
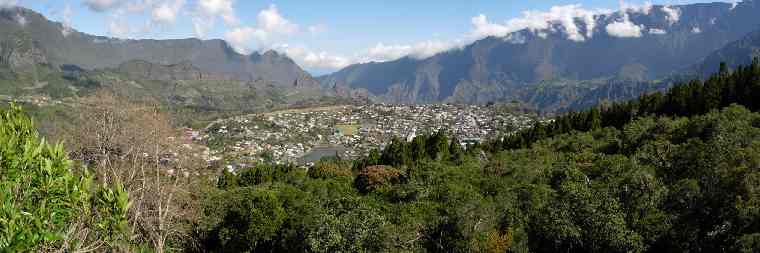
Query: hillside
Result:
<box><xmin>696</xmin><ymin>27</ymin><xmax>760</xmax><ymax>76</ymax></box>
<box><xmin>0</xmin><ymin>6</ymin><xmax>356</xmax><ymax>127</ymax></box>
<box><xmin>0</xmin><ymin>7</ymin><xmax>321</xmax><ymax>89</ymax></box>
<box><xmin>321</xmin><ymin>1</ymin><xmax>760</xmax><ymax>110</ymax></box>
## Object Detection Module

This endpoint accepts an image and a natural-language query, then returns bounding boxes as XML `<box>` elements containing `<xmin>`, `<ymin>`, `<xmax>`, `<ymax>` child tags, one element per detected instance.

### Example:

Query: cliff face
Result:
<box><xmin>0</xmin><ymin>33</ymin><xmax>47</xmax><ymax>71</ymax></box>
<box><xmin>116</xmin><ymin>60</ymin><xmax>233</xmax><ymax>81</ymax></box>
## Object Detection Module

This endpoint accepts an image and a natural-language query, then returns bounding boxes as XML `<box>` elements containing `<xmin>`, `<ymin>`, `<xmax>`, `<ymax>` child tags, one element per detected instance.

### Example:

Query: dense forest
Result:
<box><xmin>490</xmin><ymin>60</ymin><xmax>760</xmax><ymax>152</ymax></box>
<box><xmin>2</xmin><ymin>60</ymin><xmax>760</xmax><ymax>252</ymax></box>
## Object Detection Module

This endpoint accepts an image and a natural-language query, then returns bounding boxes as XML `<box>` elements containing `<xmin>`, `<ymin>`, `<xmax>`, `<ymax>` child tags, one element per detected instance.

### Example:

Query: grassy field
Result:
<box><xmin>335</xmin><ymin>124</ymin><xmax>359</xmax><ymax>136</ymax></box>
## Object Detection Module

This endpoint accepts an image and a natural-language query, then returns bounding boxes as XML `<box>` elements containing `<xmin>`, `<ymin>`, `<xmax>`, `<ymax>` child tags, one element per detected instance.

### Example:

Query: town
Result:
<box><xmin>199</xmin><ymin>104</ymin><xmax>539</xmax><ymax>171</ymax></box>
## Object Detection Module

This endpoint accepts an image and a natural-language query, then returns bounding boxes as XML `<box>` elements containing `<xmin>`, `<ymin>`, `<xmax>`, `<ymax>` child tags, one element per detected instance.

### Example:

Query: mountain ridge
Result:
<box><xmin>0</xmin><ymin>6</ymin><xmax>320</xmax><ymax>89</ymax></box>
<box><xmin>320</xmin><ymin>0</ymin><xmax>760</xmax><ymax>110</ymax></box>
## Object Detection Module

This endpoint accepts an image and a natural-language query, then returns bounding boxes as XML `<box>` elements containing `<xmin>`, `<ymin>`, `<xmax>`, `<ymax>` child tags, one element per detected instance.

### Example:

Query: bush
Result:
<box><xmin>0</xmin><ymin>103</ymin><xmax>129</xmax><ymax>251</ymax></box>
<box><xmin>308</xmin><ymin>158</ymin><xmax>352</xmax><ymax>179</ymax></box>
<box><xmin>354</xmin><ymin>165</ymin><xmax>404</xmax><ymax>194</ymax></box>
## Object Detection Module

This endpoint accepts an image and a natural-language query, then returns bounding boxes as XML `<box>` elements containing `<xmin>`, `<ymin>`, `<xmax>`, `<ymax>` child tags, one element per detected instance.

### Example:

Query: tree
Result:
<box><xmin>306</xmin><ymin>198</ymin><xmax>389</xmax><ymax>252</ymax></box>
<box><xmin>381</xmin><ymin>137</ymin><xmax>409</xmax><ymax>166</ymax></box>
<box><xmin>426</xmin><ymin>131</ymin><xmax>450</xmax><ymax>161</ymax></box>
<box><xmin>62</xmin><ymin>90</ymin><xmax>203</xmax><ymax>252</ymax></box>
<box><xmin>0</xmin><ymin>103</ymin><xmax>129</xmax><ymax>252</ymax></box>
<box><xmin>719</xmin><ymin>62</ymin><xmax>729</xmax><ymax>76</ymax></box>
<box><xmin>354</xmin><ymin>165</ymin><xmax>404</xmax><ymax>194</ymax></box>
<box><xmin>449</xmin><ymin>137</ymin><xmax>464</xmax><ymax>164</ymax></box>
<box><xmin>200</xmin><ymin>188</ymin><xmax>287</xmax><ymax>252</ymax></box>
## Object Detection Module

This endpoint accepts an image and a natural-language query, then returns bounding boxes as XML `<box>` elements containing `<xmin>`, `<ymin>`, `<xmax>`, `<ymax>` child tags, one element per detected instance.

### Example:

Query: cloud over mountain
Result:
<box><xmin>620</xmin><ymin>0</ymin><xmax>653</xmax><ymax>14</ymax></box>
<box><xmin>662</xmin><ymin>5</ymin><xmax>681</xmax><ymax>24</ymax></box>
<box><xmin>151</xmin><ymin>0</ymin><xmax>184</xmax><ymax>24</ymax></box>
<box><xmin>649</xmin><ymin>28</ymin><xmax>667</xmax><ymax>35</ymax></box>
<box><xmin>192</xmin><ymin>0</ymin><xmax>237</xmax><ymax>38</ymax></box>
<box><xmin>223</xmin><ymin>4</ymin><xmax>300</xmax><ymax>54</ymax></box>
<box><xmin>606</xmin><ymin>14</ymin><xmax>644</xmax><ymax>38</ymax></box>
<box><xmin>363</xmin><ymin>40</ymin><xmax>456</xmax><ymax>62</ymax></box>
<box><xmin>469</xmin><ymin>5</ymin><xmax>607</xmax><ymax>42</ymax></box>
<box><xmin>276</xmin><ymin>45</ymin><xmax>351</xmax><ymax>70</ymax></box>
<box><xmin>59</xmin><ymin>4</ymin><xmax>73</xmax><ymax>37</ymax></box>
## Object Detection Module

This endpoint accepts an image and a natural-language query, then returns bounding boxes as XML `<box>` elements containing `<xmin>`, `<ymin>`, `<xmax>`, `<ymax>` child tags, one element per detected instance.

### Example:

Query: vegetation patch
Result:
<box><xmin>335</xmin><ymin>123</ymin><xmax>359</xmax><ymax>136</ymax></box>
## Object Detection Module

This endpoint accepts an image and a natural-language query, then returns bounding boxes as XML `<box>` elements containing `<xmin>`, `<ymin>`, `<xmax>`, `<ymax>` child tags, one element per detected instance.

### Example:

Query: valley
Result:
<box><xmin>2</xmin><ymin>0</ymin><xmax>760</xmax><ymax>252</ymax></box>
<box><xmin>202</xmin><ymin>104</ymin><xmax>538</xmax><ymax>169</ymax></box>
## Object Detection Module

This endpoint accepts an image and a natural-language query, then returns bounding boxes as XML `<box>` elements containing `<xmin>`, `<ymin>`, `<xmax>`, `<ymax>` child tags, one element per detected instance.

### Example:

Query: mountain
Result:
<box><xmin>0</xmin><ymin>7</ymin><xmax>320</xmax><ymax>89</ymax></box>
<box><xmin>0</xmin><ymin>6</ymin><xmax>361</xmax><ymax>127</ymax></box>
<box><xmin>115</xmin><ymin>60</ymin><xmax>235</xmax><ymax>81</ymax></box>
<box><xmin>696</xmin><ymin>27</ymin><xmax>760</xmax><ymax>76</ymax></box>
<box><xmin>321</xmin><ymin>0</ymin><xmax>760</xmax><ymax>110</ymax></box>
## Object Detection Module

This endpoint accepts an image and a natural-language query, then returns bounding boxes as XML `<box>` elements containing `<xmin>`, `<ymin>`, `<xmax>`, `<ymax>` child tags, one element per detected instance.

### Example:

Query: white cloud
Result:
<box><xmin>223</xmin><ymin>4</ymin><xmax>302</xmax><ymax>54</ymax></box>
<box><xmin>662</xmin><ymin>5</ymin><xmax>681</xmax><ymax>25</ymax></box>
<box><xmin>15</xmin><ymin>13</ymin><xmax>27</xmax><ymax>26</ymax></box>
<box><xmin>363</xmin><ymin>40</ymin><xmax>456</xmax><ymax>62</ymax></box>
<box><xmin>257</xmin><ymin>4</ymin><xmax>298</xmax><ymax>36</ymax></box>
<box><xmin>83</xmin><ymin>0</ymin><xmax>122</xmax><ymax>12</ymax></box>
<box><xmin>224</xmin><ymin>26</ymin><xmax>265</xmax><ymax>54</ymax></box>
<box><xmin>470</xmin><ymin>14</ymin><xmax>512</xmax><ymax>39</ymax></box>
<box><xmin>276</xmin><ymin>45</ymin><xmax>351</xmax><ymax>70</ymax></box>
<box><xmin>620</xmin><ymin>0</ymin><xmax>653</xmax><ymax>15</ymax></box>
<box><xmin>213</xmin><ymin>5</ymin><xmax>342</xmax><ymax>70</ymax></box>
<box><xmin>365</xmin><ymin>43</ymin><xmax>414</xmax><ymax>62</ymax></box>
<box><xmin>61</xmin><ymin>4</ymin><xmax>73</xmax><ymax>37</ymax></box>
<box><xmin>606</xmin><ymin>14</ymin><xmax>643</xmax><ymax>38</ymax></box>
<box><xmin>691</xmin><ymin>26</ymin><xmax>702</xmax><ymax>34</ymax></box>
<box><xmin>502</xmin><ymin>32</ymin><xmax>528</xmax><ymax>44</ymax></box>
<box><xmin>78</xmin><ymin>0</ymin><xmax>187</xmax><ymax>38</ymax></box>
<box><xmin>197</xmin><ymin>0</ymin><xmax>237</xmax><ymax>25</ymax></box>
<box><xmin>469</xmin><ymin>5</ymin><xmax>609</xmax><ymax>43</ymax></box>
<box><xmin>192</xmin><ymin>0</ymin><xmax>238</xmax><ymax>38</ymax></box>
<box><xmin>648</xmin><ymin>28</ymin><xmax>666</xmax><ymax>35</ymax></box>
<box><xmin>192</xmin><ymin>16</ymin><xmax>213</xmax><ymax>38</ymax></box>
<box><xmin>108</xmin><ymin>17</ymin><xmax>132</xmax><ymax>38</ymax></box>
<box><xmin>151</xmin><ymin>0</ymin><xmax>185</xmax><ymax>24</ymax></box>
<box><xmin>730</xmin><ymin>1</ymin><xmax>740</xmax><ymax>11</ymax></box>
<box><xmin>275</xmin><ymin>40</ymin><xmax>459</xmax><ymax>71</ymax></box>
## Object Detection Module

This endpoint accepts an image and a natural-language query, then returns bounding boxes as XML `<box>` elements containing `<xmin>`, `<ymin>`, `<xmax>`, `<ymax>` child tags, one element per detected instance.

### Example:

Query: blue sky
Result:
<box><xmin>2</xmin><ymin>0</ymin><xmax>736</xmax><ymax>73</ymax></box>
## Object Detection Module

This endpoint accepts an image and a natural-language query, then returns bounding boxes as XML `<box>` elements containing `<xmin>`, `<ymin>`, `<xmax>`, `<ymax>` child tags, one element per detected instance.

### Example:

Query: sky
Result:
<box><xmin>0</xmin><ymin>0</ymin><xmax>739</xmax><ymax>74</ymax></box>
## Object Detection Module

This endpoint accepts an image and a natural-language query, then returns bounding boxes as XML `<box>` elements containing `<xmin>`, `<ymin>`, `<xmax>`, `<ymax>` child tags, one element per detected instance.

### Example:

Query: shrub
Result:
<box><xmin>354</xmin><ymin>165</ymin><xmax>404</xmax><ymax>194</ymax></box>
<box><xmin>0</xmin><ymin>103</ymin><xmax>129</xmax><ymax>251</ymax></box>
<box><xmin>308</xmin><ymin>158</ymin><xmax>352</xmax><ymax>179</ymax></box>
